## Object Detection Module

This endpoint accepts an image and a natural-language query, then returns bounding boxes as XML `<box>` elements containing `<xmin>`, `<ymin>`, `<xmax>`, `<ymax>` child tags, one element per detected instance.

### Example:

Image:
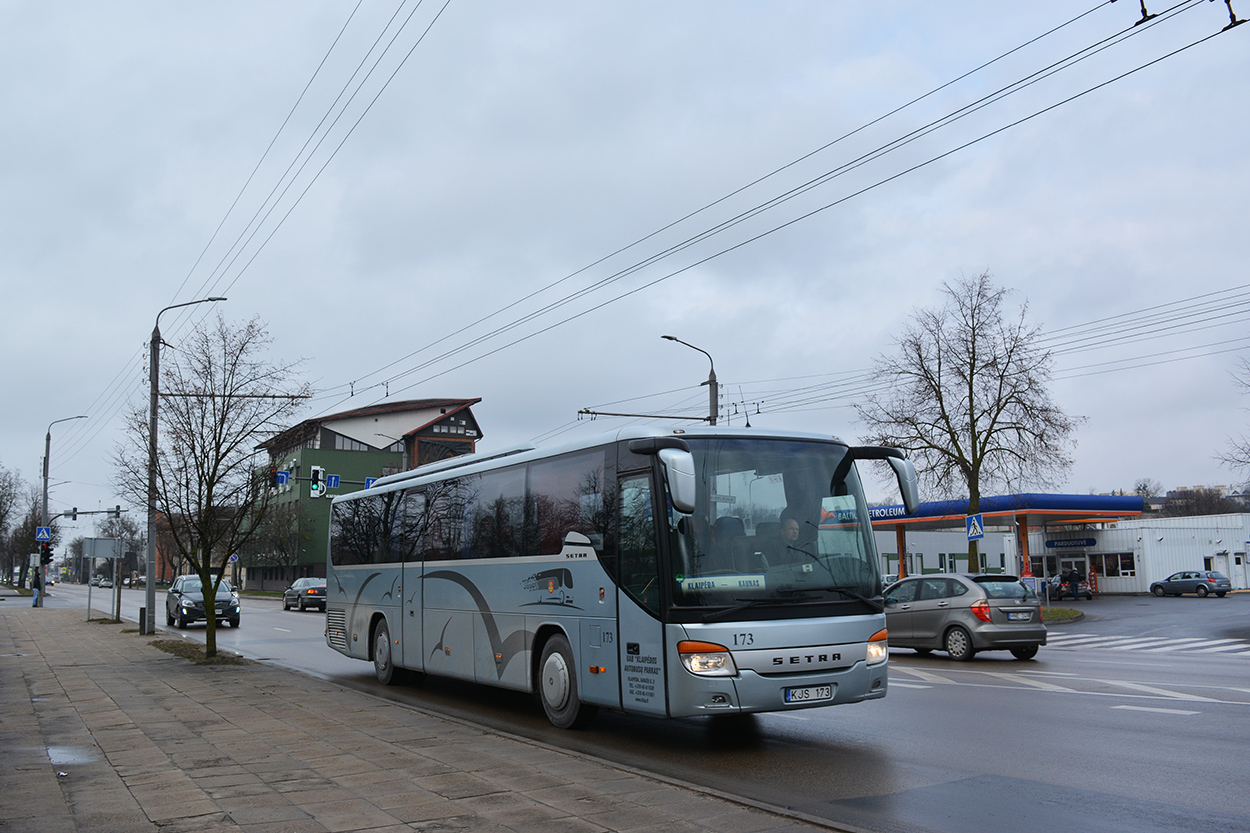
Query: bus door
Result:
<box><xmin>401</xmin><ymin>557</ymin><xmax>423</xmax><ymax>672</ymax></box>
<box><xmin>400</xmin><ymin>489</ymin><xmax>424</xmax><ymax>672</ymax></box>
<box><xmin>615</xmin><ymin>470</ymin><xmax>668</xmax><ymax>717</ymax></box>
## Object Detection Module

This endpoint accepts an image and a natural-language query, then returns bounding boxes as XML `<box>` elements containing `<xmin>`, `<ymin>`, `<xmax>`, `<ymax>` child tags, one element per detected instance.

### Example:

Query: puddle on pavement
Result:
<box><xmin>46</xmin><ymin>746</ymin><xmax>99</xmax><ymax>765</ymax></box>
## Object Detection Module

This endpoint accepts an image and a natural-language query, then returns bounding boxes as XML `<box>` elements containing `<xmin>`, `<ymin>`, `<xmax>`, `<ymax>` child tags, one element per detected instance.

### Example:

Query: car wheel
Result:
<box><xmin>1152</xmin><ymin>586</ymin><xmax>1165</xmax><ymax>597</ymax></box>
<box><xmin>166</xmin><ymin>608</ymin><xmax>175</xmax><ymax>626</ymax></box>
<box><xmin>230</xmin><ymin>618</ymin><xmax>240</xmax><ymax>628</ymax></box>
<box><xmin>944</xmin><ymin>626</ymin><xmax>975</xmax><ymax>661</ymax></box>
<box><xmin>1197</xmin><ymin>585</ymin><xmax>1209</xmax><ymax>597</ymax></box>
<box><xmin>1010</xmin><ymin>645</ymin><xmax>1039</xmax><ymax>661</ymax></box>
<box><xmin>177</xmin><ymin>612</ymin><xmax>188</xmax><ymax>629</ymax></box>
<box><xmin>1216</xmin><ymin>592</ymin><xmax>1227</xmax><ymax>598</ymax></box>
<box><xmin>373</xmin><ymin>619</ymin><xmax>403</xmax><ymax>685</ymax></box>
<box><xmin>282</xmin><ymin>597</ymin><xmax>290</xmax><ymax>610</ymax></box>
<box><xmin>538</xmin><ymin>633</ymin><xmax>598</xmax><ymax>729</ymax></box>
<box><xmin>297</xmin><ymin>598</ymin><xmax>305</xmax><ymax>611</ymax></box>
<box><xmin>1084</xmin><ymin>593</ymin><xmax>1093</xmax><ymax>600</ymax></box>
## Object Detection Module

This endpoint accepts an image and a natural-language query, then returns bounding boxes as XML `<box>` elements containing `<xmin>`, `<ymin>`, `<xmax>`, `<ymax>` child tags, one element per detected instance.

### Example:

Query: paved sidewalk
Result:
<box><xmin>0</xmin><ymin>596</ymin><xmax>840</xmax><ymax>833</ymax></box>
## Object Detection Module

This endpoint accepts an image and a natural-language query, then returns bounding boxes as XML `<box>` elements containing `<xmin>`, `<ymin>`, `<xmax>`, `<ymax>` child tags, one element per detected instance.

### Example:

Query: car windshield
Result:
<box><xmin>182</xmin><ymin>578</ymin><xmax>232</xmax><ymax>594</ymax></box>
<box><xmin>666</xmin><ymin>438</ymin><xmax>881</xmax><ymax>608</ymax></box>
<box><xmin>975</xmin><ymin>577</ymin><xmax>1036</xmax><ymax>601</ymax></box>
<box><xmin>1209</xmin><ymin>572</ymin><xmax>1229</xmax><ymax>580</ymax></box>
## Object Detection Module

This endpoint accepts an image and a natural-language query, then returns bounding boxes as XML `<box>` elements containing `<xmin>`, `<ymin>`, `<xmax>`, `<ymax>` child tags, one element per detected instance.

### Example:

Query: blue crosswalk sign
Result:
<box><xmin>966</xmin><ymin>514</ymin><xmax>985</xmax><ymax>541</ymax></box>
<box><xmin>36</xmin><ymin>526</ymin><xmax>52</xmax><ymax>541</ymax></box>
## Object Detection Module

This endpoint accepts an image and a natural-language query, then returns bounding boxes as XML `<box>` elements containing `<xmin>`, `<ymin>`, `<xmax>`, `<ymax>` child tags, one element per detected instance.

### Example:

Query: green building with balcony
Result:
<box><xmin>247</xmin><ymin>398</ymin><xmax>482</xmax><ymax>590</ymax></box>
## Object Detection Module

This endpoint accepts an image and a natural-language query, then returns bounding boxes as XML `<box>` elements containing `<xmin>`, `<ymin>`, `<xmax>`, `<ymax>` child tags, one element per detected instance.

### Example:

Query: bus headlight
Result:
<box><xmin>867</xmin><ymin>629</ymin><xmax>889</xmax><ymax>665</ymax></box>
<box><xmin>678</xmin><ymin>641</ymin><xmax>737</xmax><ymax>677</ymax></box>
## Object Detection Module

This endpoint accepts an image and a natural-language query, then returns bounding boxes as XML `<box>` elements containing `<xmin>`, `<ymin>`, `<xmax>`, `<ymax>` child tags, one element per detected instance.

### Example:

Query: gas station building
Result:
<box><xmin>869</xmin><ymin>493</ymin><xmax>1250</xmax><ymax>593</ymax></box>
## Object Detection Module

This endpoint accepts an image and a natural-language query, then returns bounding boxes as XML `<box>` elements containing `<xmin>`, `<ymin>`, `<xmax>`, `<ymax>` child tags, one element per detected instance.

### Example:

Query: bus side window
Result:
<box><xmin>618</xmin><ymin>473</ymin><xmax>660</xmax><ymax>617</ymax></box>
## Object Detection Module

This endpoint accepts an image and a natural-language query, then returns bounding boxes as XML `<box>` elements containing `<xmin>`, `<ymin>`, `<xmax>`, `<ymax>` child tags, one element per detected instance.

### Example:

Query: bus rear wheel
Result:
<box><xmin>538</xmin><ymin>634</ymin><xmax>597</xmax><ymax>729</ymax></box>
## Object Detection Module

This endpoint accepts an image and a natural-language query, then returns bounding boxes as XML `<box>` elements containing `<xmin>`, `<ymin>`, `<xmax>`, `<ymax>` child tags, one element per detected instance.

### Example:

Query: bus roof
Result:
<box><xmin>332</xmin><ymin>425</ymin><xmax>852</xmax><ymax>503</ymax></box>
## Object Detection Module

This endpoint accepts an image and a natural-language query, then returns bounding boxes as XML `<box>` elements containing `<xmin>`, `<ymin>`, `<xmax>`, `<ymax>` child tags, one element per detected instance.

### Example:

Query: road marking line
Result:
<box><xmin>274</xmin><ymin>627</ymin><xmax>291</xmax><ymax>633</ymax></box>
<box><xmin>981</xmin><ymin>672</ymin><xmax>1074</xmax><ymax>692</ymax></box>
<box><xmin>1112</xmin><ymin>705</ymin><xmax>1200</xmax><ymax>716</ymax></box>
<box><xmin>892</xmin><ymin>668</ymin><xmax>957</xmax><ymax>684</ymax></box>
<box><xmin>1188</xmin><ymin>642</ymin><xmax>1250</xmax><ymax>653</ymax></box>
<box><xmin>767</xmin><ymin>712</ymin><xmax>811</xmax><ymax>721</ymax></box>
<box><xmin>889</xmin><ymin>682</ymin><xmax>932</xmax><ymax>689</ymax></box>
<box><xmin>1101</xmin><ymin>680</ymin><xmax>1219</xmax><ymax>702</ymax></box>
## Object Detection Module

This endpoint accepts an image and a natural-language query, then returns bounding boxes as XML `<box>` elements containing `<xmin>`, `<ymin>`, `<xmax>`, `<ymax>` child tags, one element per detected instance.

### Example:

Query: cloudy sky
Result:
<box><xmin>3</xmin><ymin>1</ymin><xmax>1249</xmax><ymax>535</ymax></box>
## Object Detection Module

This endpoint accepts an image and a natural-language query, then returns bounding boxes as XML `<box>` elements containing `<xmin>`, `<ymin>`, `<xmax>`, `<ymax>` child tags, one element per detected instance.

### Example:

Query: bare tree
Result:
<box><xmin>855</xmin><ymin>273</ymin><xmax>1084</xmax><ymax>564</ymax></box>
<box><xmin>1134</xmin><ymin>478</ymin><xmax>1163</xmax><ymax>499</ymax></box>
<box><xmin>1220</xmin><ymin>357</ymin><xmax>1250</xmax><ymax>482</ymax></box>
<box><xmin>246</xmin><ymin>500</ymin><xmax>310</xmax><ymax>587</ymax></box>
<box><xmin>115</xmin><ymin>314</ymin><xmax>309</xmax><ymax>657</ymax></box>
<box><xmin>1161</xmin><ymin>487</ymin><xmax>1240</xmax><ymax>517</ymax></box>
<box><xmin>0</xmin><ymin>462</ymin><xmax>27</xmax><ymax>586</ymax></box>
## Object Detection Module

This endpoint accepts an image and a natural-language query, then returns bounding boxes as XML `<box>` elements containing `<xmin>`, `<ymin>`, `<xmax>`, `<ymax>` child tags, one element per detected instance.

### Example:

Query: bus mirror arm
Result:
<box><xmin>839</xmin><ymin>446</ymin><xmax>920</xmax><ymax>516</ymax></box>
<box><xmin>657</xmin><ymin>448</ymin><xmax>697</xmax><ymax>514</ymax></box>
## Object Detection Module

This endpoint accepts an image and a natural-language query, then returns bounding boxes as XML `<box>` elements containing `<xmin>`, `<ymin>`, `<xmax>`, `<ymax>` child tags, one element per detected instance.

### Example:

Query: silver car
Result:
<box><xmin>1149</xmin><ymin>571</ymin><xmax>1232</xmax><ymax>598</ymax></box>
<box><xmin>883</xmin><ymin>574</ymin><xmax>1047</xmax><ymax>661</ymax></box>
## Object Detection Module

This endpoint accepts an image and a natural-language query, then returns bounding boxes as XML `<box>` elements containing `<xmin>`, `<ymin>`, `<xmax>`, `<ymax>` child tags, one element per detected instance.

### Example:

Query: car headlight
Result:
<box><xmin>678</xmin><ymin>641</ymin><xmax>738</xmax><ymax>677</ymax></box>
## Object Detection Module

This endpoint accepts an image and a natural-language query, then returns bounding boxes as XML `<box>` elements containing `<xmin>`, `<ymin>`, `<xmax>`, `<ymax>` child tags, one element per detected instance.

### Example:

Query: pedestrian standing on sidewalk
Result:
<box><xmin>31</xmin><ymin>572</ymin><xmax>41</xmax><ymax>607</ymax></box>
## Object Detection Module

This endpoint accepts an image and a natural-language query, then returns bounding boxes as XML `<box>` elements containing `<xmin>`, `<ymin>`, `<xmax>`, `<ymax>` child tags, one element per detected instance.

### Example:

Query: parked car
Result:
<box><xmin>1046</xmin><ymin>575</ymin><xmax>1093</xmax><ymax>601</ymax></box>
<box><xmin>98</xmin><ymin>577</ymin><xmax>113</xmax><ymax>588</ymax></box>
<box><xmin>90</xmin><ymin>576</ymin><xmax>101</xmax><ymax>586</ymax></box>
<box><xmin>165</xmin><ymin>575</ymin><xmax>241</xmax><ymax>628</ymax></box>
<box><xmin>1149</xmin><ymin>571</ymin><xmax>1232</xmax><ymax>598</ymax></box>
<box><xmin>882</xmin><ymin>574</ymin><xmax>1047</xmax><ymax>661</ymax></box>
<box><xmin>283</xmin><ymin>577</ymin><xmax>328</xmax><ymax>612</ymax></box>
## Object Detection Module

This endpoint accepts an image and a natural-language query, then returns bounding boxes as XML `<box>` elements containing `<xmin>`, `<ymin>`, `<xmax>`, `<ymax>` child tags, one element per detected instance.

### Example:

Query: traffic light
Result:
<box><xmin>310</xmin><ymin>465</ymin><xmax>326</xmax><ymax>498</ymax></box>
<box><xmin>111</xmin><ymin>505</ymin><xmax>121</xmax><ymax>518</ymax></box>
<box><xmin>70</xmin><ymin>507</ymin><xmax>78</xmax><ymax>520</ymax></box>
<box><xmin>270</xmin><ymin>467</ymin><xmax>280</xmax><ymax>487</ymax></box>
<box><xmin>40</xmin><ymin>543</ymin><xmax>53</xmax><ymax>565</ymax></box>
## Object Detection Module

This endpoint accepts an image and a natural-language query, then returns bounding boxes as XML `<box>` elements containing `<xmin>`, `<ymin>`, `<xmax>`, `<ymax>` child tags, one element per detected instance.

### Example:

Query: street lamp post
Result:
<box><xmin>38</xmin><ymin>415</ymin><xmax>87</xmax><ymax>606</ymax></box>
<box><xmin>145</xmin><ymin>297</ymin><xmax>225</xmax><ymax>634</ymax></box>
<box><xmin>662</xmin><ymin>335</ymin><xmax>718</xmax><ymax>426</ymax></box>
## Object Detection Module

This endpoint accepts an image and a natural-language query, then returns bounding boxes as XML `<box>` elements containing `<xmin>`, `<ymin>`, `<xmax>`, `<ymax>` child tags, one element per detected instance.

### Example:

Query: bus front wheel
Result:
<box><xmin>538</xmin><ymin>634</ymin><xmax>597</xmax><ymax>729</ymax></box>
<box><xmin>373</xmin><ymin>619</ymin><xmax>403</xmax><ymax>685</ymax></box>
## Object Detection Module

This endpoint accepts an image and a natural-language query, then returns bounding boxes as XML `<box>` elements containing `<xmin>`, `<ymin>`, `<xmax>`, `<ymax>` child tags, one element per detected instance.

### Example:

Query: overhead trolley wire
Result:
<box><xmin>362</xmin><ymin>10</ymin><xmax>1235</xmax><ymax>410</ymax></box>
<box><xmin>330</xmin><ymin>1</ymin><xmax>1214</xmax><ymax>411</ymax></box>
<box><xmin>56</xmin><ymin>0</ymin><xmax>454</xmax><ymax>471</ymax></box>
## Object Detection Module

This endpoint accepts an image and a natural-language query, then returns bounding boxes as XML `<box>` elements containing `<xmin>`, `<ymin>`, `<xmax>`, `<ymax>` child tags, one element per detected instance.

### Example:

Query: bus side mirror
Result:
<box><xmin>658</xmin><ymin>448</ymin><xmax>697</xmax><ymax>514</ymax></box>
<box><xmin>886</xmin><ymin>456</ymin><xmax>920</xmax><ymax>515</ymax></box>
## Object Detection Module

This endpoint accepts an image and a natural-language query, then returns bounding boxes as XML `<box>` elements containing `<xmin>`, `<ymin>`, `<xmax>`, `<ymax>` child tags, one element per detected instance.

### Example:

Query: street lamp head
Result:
<box><xmin>661</xmin><ymin>335</ymin><xmax>677</xmax><ymax>341</ymax></box>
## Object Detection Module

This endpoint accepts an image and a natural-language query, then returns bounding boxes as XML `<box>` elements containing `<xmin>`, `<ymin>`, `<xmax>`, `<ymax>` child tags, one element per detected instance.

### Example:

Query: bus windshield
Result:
<box><xmin>669</xmin><ymin>438</ymin><xmax>880</xmax><ymax>608</ymax></box>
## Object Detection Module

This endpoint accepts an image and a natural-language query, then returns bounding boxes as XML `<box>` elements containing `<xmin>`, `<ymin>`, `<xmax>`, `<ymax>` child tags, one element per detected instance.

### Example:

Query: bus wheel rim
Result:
<box><xmin>542</xmin><ymin>651</ymin><xmax>569</xmax><ymax>710</ymax></box>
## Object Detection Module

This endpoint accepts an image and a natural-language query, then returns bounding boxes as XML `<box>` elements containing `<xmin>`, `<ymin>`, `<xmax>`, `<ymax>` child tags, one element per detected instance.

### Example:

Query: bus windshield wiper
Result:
<box><xmin>828</xmin><ymin>585</ymin><xmax>884</xmax><ymax>612</ymax></box>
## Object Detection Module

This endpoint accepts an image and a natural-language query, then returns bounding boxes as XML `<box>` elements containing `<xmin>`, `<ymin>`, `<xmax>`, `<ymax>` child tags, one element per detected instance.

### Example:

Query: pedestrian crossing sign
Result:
<box><xmin>966</xmin><ymin>514</ymin><xmax>984</xmax><ymax>541</ymax></box>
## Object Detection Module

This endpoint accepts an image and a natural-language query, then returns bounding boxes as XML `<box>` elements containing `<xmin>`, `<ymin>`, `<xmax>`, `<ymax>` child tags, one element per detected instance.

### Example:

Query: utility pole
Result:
<box><xmin>145</xmin><ymin>297</ymin><xmax>225</xmax><ymax>634</ymax></box>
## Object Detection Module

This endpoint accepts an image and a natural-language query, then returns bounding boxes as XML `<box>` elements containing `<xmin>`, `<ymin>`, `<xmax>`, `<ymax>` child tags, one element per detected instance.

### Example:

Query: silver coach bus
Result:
<box><xmin>325</xmin><ymin>426</ymin><xmax>918</xmax><ymax>728</ymax></box>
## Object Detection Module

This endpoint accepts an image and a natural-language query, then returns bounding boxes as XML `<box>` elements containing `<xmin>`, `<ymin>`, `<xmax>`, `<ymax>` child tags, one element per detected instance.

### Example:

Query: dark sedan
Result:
<box><xmin>1149</xmin><ymin>571</ymin><xmax>1232</xmax><ymax>598</ymax></box>
<box><xmin>165</xmin><ymin>575</ymin><xmax>240</xmax><ymax>628</ymax></box>
<box><xmin>283</xmin><ymin>577</ymin><xmax>327</xmax><ymax>611</ymax></box>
